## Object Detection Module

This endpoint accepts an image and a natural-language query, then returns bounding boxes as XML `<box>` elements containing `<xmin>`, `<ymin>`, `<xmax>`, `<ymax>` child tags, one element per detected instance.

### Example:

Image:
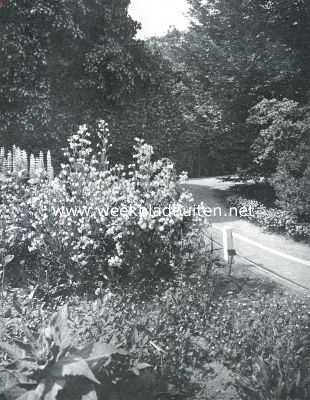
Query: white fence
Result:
<box><xmin>212</xmin><ymin>225</ymin><xmax>310</xmax><ymax>291</ymax></box>
<box><xmin>219</xmin><ymin>225</ymin><xmax>310</xmax><ymax>267</ymax></box>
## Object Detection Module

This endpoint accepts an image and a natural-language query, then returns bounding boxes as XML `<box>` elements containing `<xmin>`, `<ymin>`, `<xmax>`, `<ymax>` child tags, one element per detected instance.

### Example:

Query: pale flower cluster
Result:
<box><xmin>0</xmin><ymin>121</ymin><xmax>205</xmax><ymax>285</ymax></box>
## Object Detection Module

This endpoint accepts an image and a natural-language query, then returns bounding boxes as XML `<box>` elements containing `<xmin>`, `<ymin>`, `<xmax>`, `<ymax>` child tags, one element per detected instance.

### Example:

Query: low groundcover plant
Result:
<box><xmin>0</xmin><ymin>302</ymin><xmax>152</xmax><ymax>400</ymax></box>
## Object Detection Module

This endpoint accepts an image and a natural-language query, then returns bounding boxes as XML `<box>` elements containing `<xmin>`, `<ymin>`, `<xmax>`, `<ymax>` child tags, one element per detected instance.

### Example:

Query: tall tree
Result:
<box><xmin>182</xmin><ymin>0</ymin><xmax>299</xmax><ymax>171</ymax></box>
<box><xmin>149</xmin><ymin>29</ymin><xmax>224</xmax><ymax>176</ymax></box>
<box><xmin>0</xmin><ymin>0</ymin><xmax>149</xmax><ymax>156</ymax></box>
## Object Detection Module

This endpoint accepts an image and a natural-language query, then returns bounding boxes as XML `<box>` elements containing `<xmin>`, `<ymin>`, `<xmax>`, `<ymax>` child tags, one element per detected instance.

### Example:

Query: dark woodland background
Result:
<box><xmin>0</xmin><ymin>0</ymin><xmax>310</xmax><ymax>219</ymax></box>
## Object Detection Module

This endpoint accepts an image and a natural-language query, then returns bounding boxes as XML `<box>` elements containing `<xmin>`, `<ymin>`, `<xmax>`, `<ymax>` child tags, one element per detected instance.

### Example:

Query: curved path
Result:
<box><xmin>185</xmin><ymin>177</ymin><xmax>310</xmax><ymax>292</ymax></box>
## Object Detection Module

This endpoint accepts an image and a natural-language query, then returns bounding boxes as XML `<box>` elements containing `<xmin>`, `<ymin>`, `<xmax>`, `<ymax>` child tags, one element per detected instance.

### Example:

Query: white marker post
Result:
<box><xmin>223</xmin><ymin>226</ymin><xmax>235</xmax><ymax>263</ymax></box>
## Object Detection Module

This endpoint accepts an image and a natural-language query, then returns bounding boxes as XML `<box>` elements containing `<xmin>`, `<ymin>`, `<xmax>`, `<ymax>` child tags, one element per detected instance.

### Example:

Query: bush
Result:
<box><xmin>272</xmin><ymin>148</ymin><xmax>310</xmax><ymax>222</ymax></box>
<box><xmin>227</xmin><ymin>195</ymin><xmax>310</xmax><ymax>242</ymax></box>
<box><xmin>231</xmin><ymin>182</ymin><xmax>276</xmax><ymax>208</ymax></box>
<box><xmin>0</xmin><ymin>121</ymin><xmax>208</xmax><ymax>289</ymax></box>
<box><xmin>246</xmin><ymin>98</ymin><xmax>310</xmax><ymax>222</ymax></box>
<box><xmin>247</xmin><ymin>98</ymin><xmax>310</xmax><ymax>178</ymax></box>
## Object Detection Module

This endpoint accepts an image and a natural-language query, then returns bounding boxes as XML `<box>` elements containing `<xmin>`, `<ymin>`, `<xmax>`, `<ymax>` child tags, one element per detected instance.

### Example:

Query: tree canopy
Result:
<box><xmin>0</xmin><ymin>1</ymin><xmax>151</xmax><ymax>154</ymax></box>
<box><xmin>1</xmin><ymin>0</ymin><xmax>310</xmax><ymax>184</ymax></box>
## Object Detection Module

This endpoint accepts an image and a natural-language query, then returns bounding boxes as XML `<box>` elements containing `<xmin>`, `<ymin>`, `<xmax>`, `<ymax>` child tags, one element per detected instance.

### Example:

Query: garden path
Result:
<box><xmin>186</xmin><ymin>177</ymin><xmax>310</xmax><ymax>292</ymax></box>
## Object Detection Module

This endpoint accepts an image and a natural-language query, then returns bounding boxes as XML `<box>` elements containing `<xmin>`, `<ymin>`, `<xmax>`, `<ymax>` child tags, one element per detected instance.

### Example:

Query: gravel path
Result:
<box><xmin>185</xmin><ymin>177</ymin><xmax>310</xmax><ymax>292</ymax></box>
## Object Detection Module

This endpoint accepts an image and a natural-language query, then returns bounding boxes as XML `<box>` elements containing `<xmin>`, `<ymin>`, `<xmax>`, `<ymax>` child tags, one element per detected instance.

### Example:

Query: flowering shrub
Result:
<box><xmin>0</xmin><ymin>121</ymin><xmax>208</xmax><ymax>288</ymax></box>
<box><xmin>227</xmin><ymin>196</ymin><xmax>310</xmax><ymax>242</ymax></box>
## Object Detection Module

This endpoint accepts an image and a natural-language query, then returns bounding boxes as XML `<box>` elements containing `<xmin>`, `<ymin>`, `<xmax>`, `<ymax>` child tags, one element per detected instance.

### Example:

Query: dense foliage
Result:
<box><xmin>173</xmin><ymin>0</ymin><xmax>298</xmax><ymax>172</ymax></box>
<box><xmin>273</xmin><ymin>151</ymin><xmax>310</xmax><ymax>222</ymax></box>
<box><xmin>1</xmin><ymin>1</ymin><xmax>310</xmax><ymax>399</ymax></box>
<box><xmin>0</xmin><ymin>302</ymin><xmax>152</xmax><ymax>400</ymax></box>
<box><xmin>2</xmin><ymin>0</ymin><xmax>309</xmax><ymax>187</ymax></box>
<box><xmin>227</xmin><ymin>196</ymin><xmax>310</xmax><ymax>242</ymax></box>
<box><xmin>246</xmin><ymin>98</ymin><xmax>310</xmax><ymax>222</ymax></box>
<box><xmin>0</xmin><ymin>121</ymin><xmax>209</xmax><ymax>289</ymax></box>
<box><xmin>155</xmin><ymin>0</ymin><xmax>310</xmax><ymax>218</ymax></box>
<box><xmin>0</xmin><ymin>1</ymin><xmax>144</xmax><ymax>151</ymax></box>
<box><xmin>0</xmin><ymin>1</ymin><xmax>200</xmax><ymax>172</ymax></box>
<box><xmin>145</xmin><ymin>0</ymin><xmax>310</xmax><ymax>189</ymax></box>
<box><xmin>1</xmin><ymin>270</ymin><xmax>309</xmax><ymax>399</ymax></box>
<box><xmin>148</xmin><ymin>30</ymin><xmax>224</xmax><ymax>177</ymax></box>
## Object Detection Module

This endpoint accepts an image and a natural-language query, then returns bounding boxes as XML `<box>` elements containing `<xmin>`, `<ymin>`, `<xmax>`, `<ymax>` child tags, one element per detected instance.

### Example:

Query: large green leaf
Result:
<box><xmin>0</xmin><ymin>369</ymin><xmax>31</xmax><ymax>397</ymax></box>
<box><xmin>15</xmin><ymin>379</ymin><xmax>65</xmax><ymax>400</ymax></box>
<box><xmin>45</xmin><ymin>305</ymin><xmax>71</xmax><ymax>351</ymax></box>
<box><xmin>50</xmin><ymin>358</ymin><xmax>100</xmax><ymax>385</ymax></box>
<box><xmin>81</xmin><ymin>390</ymin><xmax>98</xmax><ymax>400</ymax></box>
<box><xmin>4</xmin><ymin>254</ymin><xmax>14</xmax><ymax>266</ymax></box>
<box><xmin>44</xmin><ymin>380</ymin><xmax>65</xmax><ymax>400</ymax></box>
<box><xmin>131</xmin><ymin>362</ymin><xmax>152</xmax><ymax>376</ymax></box>
<box><xmin>0</xmin><ymin>341</ymin><xmax>27</xmax><ymax>360</ymax></box>
<box><xmin>16</xmin><ymin>383</ymin><xmax>45</xmax><ymax>400</ymax></box>
<box><xmin>13</xmin><ymin>340</ymin><xmax>35</xmax><ymax>356</ymax></box>
<box><xmin>78</xmin><ymin>341</ymin><xmax>127</xmax><ymax>362</ymax></box>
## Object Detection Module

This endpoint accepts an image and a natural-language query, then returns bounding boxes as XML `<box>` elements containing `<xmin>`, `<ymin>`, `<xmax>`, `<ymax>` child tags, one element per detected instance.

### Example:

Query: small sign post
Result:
<box><xmin>223</xmin><ymin>226</ymin><xmax>235</xmax><ymax>263</ymax></box>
